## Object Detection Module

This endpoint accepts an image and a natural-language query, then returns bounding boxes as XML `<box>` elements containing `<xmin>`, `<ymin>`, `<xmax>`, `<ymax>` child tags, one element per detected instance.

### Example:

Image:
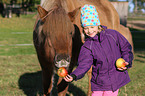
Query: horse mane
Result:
<box><xmin>38</xmin><ymin>0</ymin><xmax>74</xmax><ymax>45</ymax></box>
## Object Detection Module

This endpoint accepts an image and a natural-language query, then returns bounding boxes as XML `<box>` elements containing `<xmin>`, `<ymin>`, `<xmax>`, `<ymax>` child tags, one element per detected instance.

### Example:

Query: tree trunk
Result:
<box><xmin>134</xmin><ymin>0</ymin><xmax>138</xmax><ymax>13</ymax></box>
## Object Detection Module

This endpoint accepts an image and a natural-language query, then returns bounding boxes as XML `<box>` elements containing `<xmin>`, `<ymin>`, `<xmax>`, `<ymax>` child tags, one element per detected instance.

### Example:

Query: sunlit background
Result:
<box><xmin>0</xmin><ymin>0</ymin><xmax>145</xmax><ymax>96</ymax></box>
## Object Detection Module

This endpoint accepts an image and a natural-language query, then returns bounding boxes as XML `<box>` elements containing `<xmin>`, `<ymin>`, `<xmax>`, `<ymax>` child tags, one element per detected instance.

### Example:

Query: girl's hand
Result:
<box><xmin>63</xmin><ymin>74</ymin><xmax>73</xmax><ymax>82</ymax></box>
<box><xmin>117</xmin><ymin>62</ymin><xmax>129</xmax><ymax>71</ymax></box>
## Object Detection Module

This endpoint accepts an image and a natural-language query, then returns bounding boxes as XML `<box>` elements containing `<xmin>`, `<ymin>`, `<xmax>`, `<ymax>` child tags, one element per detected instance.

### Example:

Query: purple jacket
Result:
<box><xmin>71</xmin><ymin>26</ymin><xmax>133</xmax><ymax>91</ymax></box>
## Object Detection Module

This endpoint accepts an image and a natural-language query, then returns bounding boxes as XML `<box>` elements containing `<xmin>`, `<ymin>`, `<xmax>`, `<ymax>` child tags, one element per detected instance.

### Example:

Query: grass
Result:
<box><xmin>0</xmin><ymin>14</ymin><xmax>145</xmax><ymax>96</ymax></box>
<box><xmin>0</xmin><ymin>14</ymin><xmax>35</xmax><ymax>56</ymax></box>
<box><xmin>0</xmin><ymin>14</ymin><xmax>35</xmax><ymax>32</ymax></box>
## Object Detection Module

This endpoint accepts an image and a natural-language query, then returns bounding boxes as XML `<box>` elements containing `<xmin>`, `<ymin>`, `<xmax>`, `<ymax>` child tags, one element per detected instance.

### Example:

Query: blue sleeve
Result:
<box><xmin>116</xmin><ymin>31</ymin><xmax>134</xmax><ymax>68</ymax></box>
<box><xmin>70</xmin><ymin>45</ymin><xmax>93</xmax><ymax>80</ymax></box>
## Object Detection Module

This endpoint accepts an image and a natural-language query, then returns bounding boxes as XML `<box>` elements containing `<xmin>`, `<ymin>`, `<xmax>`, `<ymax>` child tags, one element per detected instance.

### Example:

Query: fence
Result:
<box><xmin>127</xmin><ymin>11</ymin><xmax>145</xmax><ymax>30</ymax></box>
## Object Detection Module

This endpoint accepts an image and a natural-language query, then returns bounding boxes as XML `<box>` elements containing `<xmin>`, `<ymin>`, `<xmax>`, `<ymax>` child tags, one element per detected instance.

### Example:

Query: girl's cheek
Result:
<box><xmin>84</xmin><ymin>30</ymin><xmax>88</xmax><ymax>34</ymax></box>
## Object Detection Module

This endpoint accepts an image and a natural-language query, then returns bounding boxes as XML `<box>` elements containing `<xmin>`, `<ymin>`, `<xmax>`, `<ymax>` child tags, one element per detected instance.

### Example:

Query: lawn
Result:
<box><xmin>0</xmin><ymin>14</ymin><xmax>145</xmax><ymax>96</ymax></box>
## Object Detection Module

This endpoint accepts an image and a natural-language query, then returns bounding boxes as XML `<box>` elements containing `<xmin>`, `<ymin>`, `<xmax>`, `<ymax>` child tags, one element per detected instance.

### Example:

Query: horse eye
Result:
<box><xmin>70</xmin><ymin>31</ymin><xmax>75</xmax><ymax>36</ymax></box>
<box><xmin>70</xmin><ymin>32</ymin><xmax>72</xmax><ymax>35</ymax></box>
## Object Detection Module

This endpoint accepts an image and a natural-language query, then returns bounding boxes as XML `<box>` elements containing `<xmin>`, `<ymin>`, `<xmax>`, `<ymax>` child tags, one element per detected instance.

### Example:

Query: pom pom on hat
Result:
<box><xmin>81</xmin><ymin>4</ymin><xmax>101</xmax><ymax>27</ymax></box>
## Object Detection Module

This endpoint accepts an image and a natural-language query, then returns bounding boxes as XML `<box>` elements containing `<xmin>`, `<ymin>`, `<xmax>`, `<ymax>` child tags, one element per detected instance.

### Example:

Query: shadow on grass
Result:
<box><xmin>130</xmin><ymin>27</ymin><xmax>145</xmax><ymax>63</ymax></box>
<box><xmin>18</xmin><ymin>71</ymin><xmax>86</xmax><ymax>96</ymax></box>
<box><xmin>18</xmin><ymin>71</ymin><xmax>43</xmax><ymax>96</ymax></box>
<box><xmin>130</xmin><ymin>28</ymin><xmax>145</xmax><ymax>52</ymax></box>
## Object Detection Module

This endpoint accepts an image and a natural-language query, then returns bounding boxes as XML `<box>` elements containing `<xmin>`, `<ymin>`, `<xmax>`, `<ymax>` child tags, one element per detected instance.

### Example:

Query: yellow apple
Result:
<box><xmin>116</xmin><ymin>58</ymin><xmax>126</xmax><ymax>68</ymax></box>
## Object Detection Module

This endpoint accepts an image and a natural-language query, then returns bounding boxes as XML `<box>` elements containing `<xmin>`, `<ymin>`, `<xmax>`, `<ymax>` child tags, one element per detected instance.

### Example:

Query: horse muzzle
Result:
<box><xmin>54</xmin><ymin>54</ymin><xmax>70</xmax><ymax>68</ymax></box>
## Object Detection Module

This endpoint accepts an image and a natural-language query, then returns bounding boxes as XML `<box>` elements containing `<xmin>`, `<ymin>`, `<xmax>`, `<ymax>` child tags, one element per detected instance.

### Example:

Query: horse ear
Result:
<box><xmin>37</xmin><ymin>5</ymin><xmax>48</xmax><ymax>19</ymax></box>
<box><xmin>68</xmin><ymin>7</ymin><xmax>81</xmax><ymax>22</ymax></box>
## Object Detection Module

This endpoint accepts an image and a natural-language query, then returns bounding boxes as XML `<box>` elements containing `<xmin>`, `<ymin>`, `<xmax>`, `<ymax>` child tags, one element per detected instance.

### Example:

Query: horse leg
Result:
<box><xmin>87</xmin><ymin>66</ymin><xmax>92</xmax><ymax>96</ymax></box>
<box><xmin>57</xmin><ymin>77</ymin><xmax>69</xmax><ymax>96</ymax></box>
<box><xmin>42</xmin><ymin>68</ymin><xmax>54</xmax><ymax>96</ymax></box>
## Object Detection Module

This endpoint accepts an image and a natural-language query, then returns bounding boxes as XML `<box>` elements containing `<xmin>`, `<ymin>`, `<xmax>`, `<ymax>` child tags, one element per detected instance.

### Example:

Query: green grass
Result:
<box><xmin>0</xmin><ymin>14</ymin><xmax>36</xmax><ymax>32</ymax></box>
<box><xmin>0</xmin><ymin>32</ymin><xmax>33</xmax><ymax>44</ymax></box>
<box><xmin>0</xmin><ymin>14</ymin><xmax>145</xmax><ymax>96</ymax></box>
<box><xmin>0</xmin><ymin>45</ymin><xmax>35</xmax><ymax>56</ymax></box>
<box><xmin>0</xmin><ymin>55</ymin><xmax>41</xmax><ymax>96</ymax></box>
<box><xmin>0</xmin><ymin>14</ymin><xmax>35</xmax><ymax>56</ymax></box>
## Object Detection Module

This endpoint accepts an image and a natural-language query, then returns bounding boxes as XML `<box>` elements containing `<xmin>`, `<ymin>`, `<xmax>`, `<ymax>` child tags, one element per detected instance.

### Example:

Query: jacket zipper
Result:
<box><xmin>99</xmin><ymin>41</ymin><xmax>113</xmax><ymax>90</ymax></box>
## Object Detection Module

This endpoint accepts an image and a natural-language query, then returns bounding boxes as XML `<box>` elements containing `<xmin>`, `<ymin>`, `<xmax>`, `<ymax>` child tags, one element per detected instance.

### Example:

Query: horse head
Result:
<box><xmin>34</xmin><ymin>5</ymin><xmax>80</xmax><ymax>69</ymax></box>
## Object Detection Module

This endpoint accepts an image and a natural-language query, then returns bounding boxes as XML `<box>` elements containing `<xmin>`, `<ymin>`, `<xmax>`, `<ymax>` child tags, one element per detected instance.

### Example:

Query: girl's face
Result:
<box><xmin>83</xmin><ymin>26</ymin><xmax>99</xmax><ymax>37</ymax></box>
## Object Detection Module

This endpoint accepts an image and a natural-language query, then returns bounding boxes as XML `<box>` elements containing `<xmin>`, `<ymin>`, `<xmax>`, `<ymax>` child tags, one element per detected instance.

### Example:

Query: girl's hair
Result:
<box><xmin>98</xmin><ymin>25</ymin><xmax>105</xmax><ymax>32</ymax></box>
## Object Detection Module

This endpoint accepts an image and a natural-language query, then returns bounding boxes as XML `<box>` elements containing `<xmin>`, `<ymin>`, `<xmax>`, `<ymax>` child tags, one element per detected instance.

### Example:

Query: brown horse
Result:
<box><xmin>33</xmin><ymin>0</ymin><xmax>82</xmax><ymax>96</ymax></box>
<box><xmin>33</xmin><ymin>0</ymin><xmax>133</xmax><ymax>96</ymax></box>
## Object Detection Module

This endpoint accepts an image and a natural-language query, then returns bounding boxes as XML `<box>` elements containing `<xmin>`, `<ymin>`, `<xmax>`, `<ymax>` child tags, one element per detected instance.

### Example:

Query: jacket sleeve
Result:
<box><xmin>116</xmin><ymin>31</ymin><xmax>134</xmax><ymax>68</ymax></box>
<box><xmin>70</xmin><ymin>45</ymin><xmax>93</xmax><ymax>80</ymax></box>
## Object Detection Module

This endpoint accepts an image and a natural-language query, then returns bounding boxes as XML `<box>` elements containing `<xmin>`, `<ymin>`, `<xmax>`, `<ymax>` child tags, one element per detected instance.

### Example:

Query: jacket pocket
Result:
<box><xmin>95</xmin><ymin>73</ymin><xmax>111</xmax><ymax>86</ymax></box>
<box><xmin>116</xmin><ymin>70</ymin><xmax>128</xmax><ymax>83</ymax></box>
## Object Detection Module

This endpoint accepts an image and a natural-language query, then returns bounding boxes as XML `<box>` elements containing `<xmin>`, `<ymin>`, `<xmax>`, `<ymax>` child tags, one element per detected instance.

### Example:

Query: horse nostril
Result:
<box><xmin>55</xmin><ymin>59</ymin><xmax>70</xmax><ymax>68</ymax></box>
<box><xmin>54</xmin><ymin>54</ymin><xmax>70</xmax><ymax>68</ymax></box>
<box><xmin>55</xmin><ymin>54</ymin><xmax>70</xmax><ymax>62</ymax></box>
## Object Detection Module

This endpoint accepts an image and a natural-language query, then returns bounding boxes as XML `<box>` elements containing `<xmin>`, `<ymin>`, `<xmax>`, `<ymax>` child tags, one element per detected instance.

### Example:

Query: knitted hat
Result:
<box><xmin>81</xmin><ymin>4</ymin><xmax>101</xmax><ymax>27</ymax></box>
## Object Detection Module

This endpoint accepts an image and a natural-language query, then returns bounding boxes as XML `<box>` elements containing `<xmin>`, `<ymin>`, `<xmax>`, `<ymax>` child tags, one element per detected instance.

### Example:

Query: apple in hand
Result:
<box><xmin>116</xmin><ymin>58</ymin><xmax>126</xmax><ymax>68</ymax></box>
<box><xmin>57</xmin><ymin>67</ymin><xmax>68</xmax><ymax>77</ymax></box>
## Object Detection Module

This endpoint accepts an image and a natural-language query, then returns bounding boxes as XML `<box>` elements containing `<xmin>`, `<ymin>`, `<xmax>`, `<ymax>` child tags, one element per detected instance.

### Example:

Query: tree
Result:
<box><xmin>10</xmin><ymin>0</ymin><xmax>17</xmax><ymax>5</ymax></box>
<box><xmin>134</xmin><ymin>0</ymin><xmax>138</xmax><ymax>12</ymax></box>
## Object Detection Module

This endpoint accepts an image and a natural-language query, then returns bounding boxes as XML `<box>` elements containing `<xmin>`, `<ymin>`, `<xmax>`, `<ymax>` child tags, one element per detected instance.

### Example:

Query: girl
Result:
<box><xmin>64</xmin><ymin>4</ymin><xmax>133</xmax><ymax>96</ymax></box>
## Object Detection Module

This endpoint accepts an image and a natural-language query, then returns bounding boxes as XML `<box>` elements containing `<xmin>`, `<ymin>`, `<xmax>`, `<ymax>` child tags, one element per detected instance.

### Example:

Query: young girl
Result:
<box><xmin>64</xmin><ymin>4</ymin><xmax>133</xmax><ymax>96</ymax></box>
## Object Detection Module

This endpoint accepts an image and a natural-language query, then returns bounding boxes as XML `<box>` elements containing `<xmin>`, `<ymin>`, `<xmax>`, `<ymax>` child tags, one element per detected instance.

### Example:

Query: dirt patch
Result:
<box><xmin>127</xmin><ymin>20</ymin><xmax>145</xmax><ymax>30</ymax></box>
